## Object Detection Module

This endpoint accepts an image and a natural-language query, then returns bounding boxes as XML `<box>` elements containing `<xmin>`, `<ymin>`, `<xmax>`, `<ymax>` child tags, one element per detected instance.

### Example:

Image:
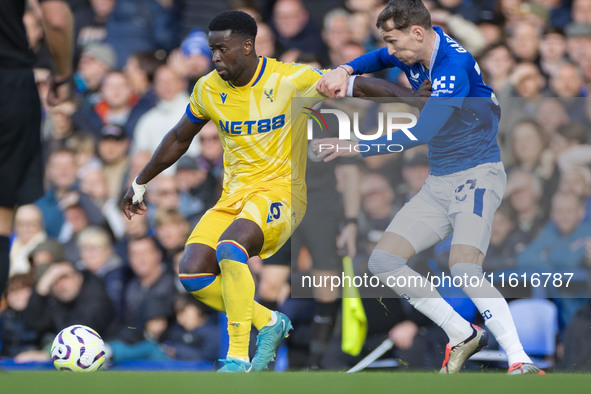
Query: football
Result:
<box><xmin>51</xmin><ymin>324</ymin><xmax>106</xmax><ymax>372</ymax></box>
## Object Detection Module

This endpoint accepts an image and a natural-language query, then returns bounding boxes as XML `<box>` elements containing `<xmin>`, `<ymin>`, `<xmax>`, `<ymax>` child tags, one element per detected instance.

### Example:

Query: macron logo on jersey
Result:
<box><xmin>432</xmin><ymin>76</ymin><xmax>456</xmax><ymax>96</ymax></box>
<box><xmin>220</xmin><ymin>92</ymin><xmax>228</xmax><ymax>104</ymax></box>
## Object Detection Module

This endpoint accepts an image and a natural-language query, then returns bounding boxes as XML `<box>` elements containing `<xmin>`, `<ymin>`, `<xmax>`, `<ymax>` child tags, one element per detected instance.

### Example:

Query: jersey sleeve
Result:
<box><xmin>345</xmin><ymin>47</ymin><xmax>403</xmax><ymax>75</ymax></box>
<box><xmin>186</xmin><ymin>78</ymin><xmax>210</xmax><ymax>124</ymax></box>
<box><xmin>290</xmin><ymin>64</ymin><xmax>329</xmax><ymax>98</ymax></box>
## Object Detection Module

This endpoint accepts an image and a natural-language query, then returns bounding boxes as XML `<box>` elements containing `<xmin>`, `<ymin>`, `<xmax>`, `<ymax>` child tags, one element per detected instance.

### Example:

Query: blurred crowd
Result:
<box><xmin>2</xmin><ymin>0</ymin><xmax>591</xmax><ymax>371</ymax></box>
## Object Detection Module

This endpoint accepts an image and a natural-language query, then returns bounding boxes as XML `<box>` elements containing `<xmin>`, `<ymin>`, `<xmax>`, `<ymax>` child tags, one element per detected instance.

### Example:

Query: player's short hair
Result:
<box><xmin>209</xmin><ymin>10</ymin><xmax>258</xmax><ymax>40</ymax></box>
<box><xmin>376</xmin><ymin>0</ymin><xmax>432</xmax><ymax>31</ymax></box>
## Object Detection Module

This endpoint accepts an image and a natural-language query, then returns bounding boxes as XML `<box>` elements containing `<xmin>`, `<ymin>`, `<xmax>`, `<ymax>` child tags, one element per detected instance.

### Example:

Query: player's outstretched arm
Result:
<box><xmin>121</xmin><ymin>115</ymin><xmax>205</xmax><ymax>219</ymax></box>
<box><xmin>353</xmin><ymin>78</ymin><xmax>431</xmax><ymax>99</ymax></box>
<box><xmin>316</xmin><ymin>65</ymin><xmax>353</xmax><ymax>97</ymax></box>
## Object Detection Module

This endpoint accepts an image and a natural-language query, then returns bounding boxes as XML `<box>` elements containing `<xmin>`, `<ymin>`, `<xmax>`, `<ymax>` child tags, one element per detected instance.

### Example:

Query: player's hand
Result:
<box><xmin>121</xmin><ymin>180</ymin><xmax>148</xmax><ymax>220</ymax></box>
<box><xmin>337</xmin><ymin>222</ymin><xmax>357</xmax><ymax>258</ymax></box>
<box><xmin>312</xmin><ymin>138</ymin><xmax>360</xmax><ymax>162</ymax></box>
<box><xmin>414</xmin><ymin>80</ymin><xmax>432</xmax><ymax>97</ymax></box>
<box><xmin>47</xmin><ymin>74</ymin><xmax>73</xmax><ymax>106</ymax></box>
<box><xmin>388</xmin><ymin>320</ymin><xmax>419</xmax><ymax>351</ymax></box>
<box><xmin>316</xmin><ymin>65</ymin><xmax>352</xmax><ymax>97</ymax></box>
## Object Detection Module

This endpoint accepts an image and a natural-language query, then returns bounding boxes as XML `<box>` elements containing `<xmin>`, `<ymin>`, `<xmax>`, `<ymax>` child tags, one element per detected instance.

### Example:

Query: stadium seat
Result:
<box><xmin>508</xmin><ymin>299</ymin><xmax>558</xmax><ymax>358</ymax></box>
<box><xmin>470</xmin><ymin>299</ymin><xmax>558</xmax><ymax>369</ymax></box>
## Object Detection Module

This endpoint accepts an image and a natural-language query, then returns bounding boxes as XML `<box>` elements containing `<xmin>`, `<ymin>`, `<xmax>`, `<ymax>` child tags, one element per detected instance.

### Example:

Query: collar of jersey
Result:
<box><xmin>427</xmin><ymin>27</ymin><xmax>442</xmax><ymax>80</ymax></box>
<box><xmin>227</xmin><ymin>56</ymin><xmax>267</xmax><ymax>89</ymax></box>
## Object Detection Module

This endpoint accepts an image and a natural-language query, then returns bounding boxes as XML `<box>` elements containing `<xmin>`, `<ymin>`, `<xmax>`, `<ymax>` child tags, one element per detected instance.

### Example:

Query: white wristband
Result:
<box><xmin>132</xmin><ymin>178</ymin><xmax>147</xmax><ymax>204</ymax></box>
<box><xmin>346</xmin><ymin>75</ymin><xmax>357</xmax><ymax>97</ymax></box>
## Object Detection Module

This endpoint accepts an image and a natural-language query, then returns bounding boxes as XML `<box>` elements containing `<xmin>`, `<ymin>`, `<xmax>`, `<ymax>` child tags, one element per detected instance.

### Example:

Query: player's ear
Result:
<box><xmin>412</xmin><ymin>26</ymin><xmax>425</xmax><ymax>41</ymax></box>
<box><xmin>243</xmin><ymin>38</ymin><xmax>254</xmax><ymax>55</ymax></box>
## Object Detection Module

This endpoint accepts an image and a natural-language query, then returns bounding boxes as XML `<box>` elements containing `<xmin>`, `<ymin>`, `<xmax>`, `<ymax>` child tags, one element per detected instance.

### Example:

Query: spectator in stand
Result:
<box><xmin>482</xmin><ymin>201</ymin><xmax>528</xmax><ymax>273</ymax></box>
<box><xmin>175</xmin><ymin>156</ymin><xmax>219</xmax><ymax>224</ymax></box>
<box><xmin>196</xmin><ymin>121</ymin><xmax>224</xmax><ymax>185</ymax></box>
<box><xmin>123</xmin><ymin>52</ymin><xmax>164</xmax><ymax>131</ymax></box>
<box><xmin>103</xmin><ymin>0</ymin><xmax>178</xmax><ymax>69</ymax></box>
<box><xmin>161</xmin><ymin>294</ymin><xmax>219</xmax><ymax>362</ymax></box>
<box><xmin>168</xmin><ymin>29</ymin><xmax>212</xmax><ymax>92</ymax></box>
<box><xmin>517</xmin><ymin>191</ymin><xmax>591</xmax><ymax>325</ymax></box>
<box><xmin>72</xmin><ymin>43</ymin><xmax>116</xmax><ymax>132</ymax></box>
<box><xmin>322</xmin><ymin>8</ymin><xmax>353</xmax><ymax>67</ymax></box>
<box><xmin>360</xmin><ymin>172</ymin><xmax>398</xmax><ymax>237</ymax></box>
<box><xmin>551</xmin><ymin>122</ymin><xmax>591</xmax><ymax>174</ymax></box>
<box><xmin>35</xmin><ymin>148</ymin><xmax>110</xmax><ymax>244</ymax></box>
<box><xmin>35</xmin><ymin>149</ymin><xmax>79</xmax><ymax>238</ymax></box>
<box><xmin>80</xmin><ymin>165</ymin><xmax>125</xmax><ymax>239</ymax></box>
<box><xmin>558</xmin><ymin>166</ymin><xmax>591</xmax><ymax>223</ymax></box>
<box><xmin>507</xmin><ymin>119</ymin><xmax>559</xmax><ymax>208</ymax></box>
<box><xmin>479</xmin><ymin>43</ymin><xmax>516</xmax><ymax>95</ymax></box>
<box><xmin>97</xmin><ymin>124</ymin><xmax>131</xmax><ymax>202</ymax></box>
<box><xmin>132</xmin><ymin>65</ymin><xmax>200</xmax><ymax>166</ymax></box>
<box><xmin>145</xmin><ymin>175</ymin><xmax>181</xmax><ymax>228</ymax></box>
<box><xmin>572</xmin><ymin>0</ymin><xmax>591</xmax><ymax>24</ymax></box>
<box><xmin>535</xmin><ymin>97</ymin><xmax>571</xmax><ymax>138</ymax></box>
<box><xmin>59</xmin><ymin>194</ymin><xmax>110</xmax><ymax>264</ymax></box>
<box><xmin>85</xmin><ymin>71</ymin><xmax>149</xmax><ymax>140</ymax></box>
<box><xmin>539</xmin><ymin>28</ymin><xmax>567</xmax><ymax>81</ymax></box>
<box><xmin>117</xmin><ymin>236</ymin><xmax>176</xmax><ymax>344</ymax></box>
<box><xmin>27</xmin><ymin>239</ymin><xmax>66</xmax><ymax>281</ymax></box>
<box><xmin>113</xmin><ymin>210</ymin><xmax>149</xmax><ymax>262</ymax></box>
<box><xmin>476</xmin><ymin>12</ymin><xmax>505</xmax><ymax>46</ymax></box>
<box><xmin>498</xmin><ymin>62</ymin><xmax>547</xmax><ymax>157</ymax></box>
<box><xmin>507</xmin><ymin>21</ymin><xmax>541</xmax><ymax>63</ymax></box>
<box><xmin>558</xmin><ymin>300</ymin><xmax>591</xmax><ymax>371</ymax></box>
<box><xmin>77</xmin><ymin>226</ymin><xmax>129</xmax><ymax>322</ymax></box>
<box><xmin>399</xmin><ymin>152</ymin><xmax>430</xmax><ymax>203</ymax></box>
<box><xmin>9</xmin><ymin>205</ymin><xmax>47</xmax><ymax>277</ymax></box>
<box><xmin>154</xmin><ymin>209</ymin><xmax>190</xmax><ymax>267</ymax></box>
<box><xmin>271</xmin><ymin>0</ymin><xmax>327</xmax><ymax>63</ymax></box>
<box><xmin>565</xmin><ymin>23</ymin><xmax>591</xmax><ymax>67</ymax></box>
<box><xmin>255</xmin><ymin>23</ymin><xmax>277</xmax><ymax>58</ymax></box>
<box><xmin>0</xmin><ymin>274</ymin><xmax>40</xmax><ymax>358</ymax></box>
<box><xmin>505</xmin><ymin>169</ymin><xmax>549</xmax><ymax>243</ymax></box>
<box><xmin>42</xmin><ymin>101</ymin><xmax>81</xmax><ymax>162</ymax></box>
<box><xmin>549</xmin><ymin>61</ymin><xmax>588</xmax><ymax>122</ymax></box>
<box><xmin>66</xmin><ymin>133</ymin><xmax>102</xmax><ymax>177</ymax></box>
<box><xmin>427</xmin><ymin>4</ymin><xmax>488</xmax><ymax>57</ymax></box>
<box><xmin>73</xmin><ymin>0</ymin><xmax>116</xmax><ymax>62</ymax></box>
<box><xmin>23</xmin><ymin>261</ymin><xmax>114</xmax><ymax>353</ymax></box>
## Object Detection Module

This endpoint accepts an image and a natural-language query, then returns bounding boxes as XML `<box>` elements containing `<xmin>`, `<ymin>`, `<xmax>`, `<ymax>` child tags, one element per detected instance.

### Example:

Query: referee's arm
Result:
<box><xmin>39</xmin><ymin>0</ymin><xmax>74</xmax><ymax>104</ymax></box>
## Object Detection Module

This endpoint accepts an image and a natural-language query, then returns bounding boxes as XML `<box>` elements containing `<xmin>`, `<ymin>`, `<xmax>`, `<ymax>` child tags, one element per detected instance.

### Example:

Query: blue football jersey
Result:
<box><xmin>347</xmin><ymin>26</ymin><xmax>501</xmax><ymax>176</ymax></box>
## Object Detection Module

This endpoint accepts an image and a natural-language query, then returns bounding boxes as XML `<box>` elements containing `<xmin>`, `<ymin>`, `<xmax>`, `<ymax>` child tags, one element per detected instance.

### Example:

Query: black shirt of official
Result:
<box><xmin>0</xmin><ymin>0</ymin><xmax>36</xmax><ymax>68</ymax></box>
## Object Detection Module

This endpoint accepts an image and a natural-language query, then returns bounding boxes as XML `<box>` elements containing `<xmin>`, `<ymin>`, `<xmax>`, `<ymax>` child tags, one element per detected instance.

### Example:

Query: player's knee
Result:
<box><xmin>449</xmin><ymin>263</ymin><xmax>483</xmax><ymax>288</ymax></box>
<box><xmin>368</xmin><ymin>249</ymin><xmax>408</xmax><ymax>275</ymax></box>
<box><xmin>178</xmin><ymin>244</ymin><xmax>218</xmax><ymax>275</ymax></box>
<box><xmin>216</xmin><ymin>240</ymin><xmax>249</xmax><ymax>264</ymax></box>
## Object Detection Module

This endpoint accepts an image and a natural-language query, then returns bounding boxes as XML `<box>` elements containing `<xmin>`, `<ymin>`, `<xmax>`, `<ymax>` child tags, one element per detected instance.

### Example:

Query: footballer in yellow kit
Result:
<box><xmin>185</xmin><ymin>55</ymin><xmax>325</xmax><ymax>258</ymax></box>
<box><xmin>122</xmin><ymin>10</ymin><xmax>328</xmax><ymax>373</ymax></box>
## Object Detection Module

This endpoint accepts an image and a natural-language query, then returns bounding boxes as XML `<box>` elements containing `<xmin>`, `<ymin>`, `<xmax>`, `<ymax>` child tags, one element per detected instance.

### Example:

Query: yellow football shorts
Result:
<box><xmin>186</xmin><ymin>187</ymin><xmax>304</xmax><ymax>259</ymax></box>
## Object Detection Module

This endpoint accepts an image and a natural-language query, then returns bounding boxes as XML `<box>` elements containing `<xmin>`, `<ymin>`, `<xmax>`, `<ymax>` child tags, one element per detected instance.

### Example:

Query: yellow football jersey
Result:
<box><xmin>186</xmin><ymin>57</ymin><xmax>325</xmax><ymax>206</ymax></box>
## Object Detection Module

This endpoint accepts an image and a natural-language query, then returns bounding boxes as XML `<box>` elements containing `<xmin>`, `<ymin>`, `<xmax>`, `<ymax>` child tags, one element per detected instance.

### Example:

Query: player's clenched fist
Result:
<box><xmin>316</xmin><ymin>65</ymin><xmax>353</xmax><ymax>97</ymax></box>
<box><xmin>121</xmin><ymin>178</ymin><xmax>148</xmax><ymax>219</ymax></box>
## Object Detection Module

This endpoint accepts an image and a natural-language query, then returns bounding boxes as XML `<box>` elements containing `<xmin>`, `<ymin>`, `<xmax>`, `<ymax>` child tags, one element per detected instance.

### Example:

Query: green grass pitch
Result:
<box><xmin>2</xmin><ymin>371</ymin><xmax>591</xmax><ymax>394</ymax></box>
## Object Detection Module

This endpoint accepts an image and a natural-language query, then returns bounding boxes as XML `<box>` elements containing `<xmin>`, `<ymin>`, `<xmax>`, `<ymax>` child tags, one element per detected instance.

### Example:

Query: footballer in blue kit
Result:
<box><xmin>316</xmin><ymin>0</ymin><xmax>544</xmax><ymax>375</ymax></box>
